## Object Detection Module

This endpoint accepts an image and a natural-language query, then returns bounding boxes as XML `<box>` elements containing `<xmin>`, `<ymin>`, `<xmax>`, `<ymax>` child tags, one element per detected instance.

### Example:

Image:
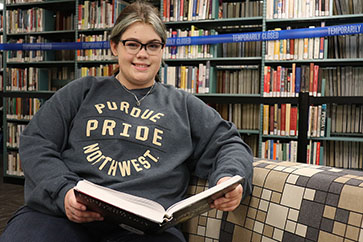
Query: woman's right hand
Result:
<box><xmin>64</xmin><ymin>188</ymin><xmax>104</xmax><ymax>223</ymax></box>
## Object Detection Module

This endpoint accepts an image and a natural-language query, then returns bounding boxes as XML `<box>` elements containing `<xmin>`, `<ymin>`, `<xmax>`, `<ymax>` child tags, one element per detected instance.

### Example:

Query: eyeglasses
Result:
<box><xmin>120</xmin><ymin>39</ymin><xmax>164</xmax><ymax>55</ymax></box>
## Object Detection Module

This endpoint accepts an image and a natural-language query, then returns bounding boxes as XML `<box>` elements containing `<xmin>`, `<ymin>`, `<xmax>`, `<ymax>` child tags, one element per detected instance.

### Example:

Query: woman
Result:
<box><xmin>0</xmin><ymin>1</ymin><xmax>253</xmax><ymax>241</ymax></box>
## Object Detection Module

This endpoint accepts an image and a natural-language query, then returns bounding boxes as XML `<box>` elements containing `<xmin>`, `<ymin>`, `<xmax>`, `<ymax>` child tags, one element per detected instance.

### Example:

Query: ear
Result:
<box><xmin>110</xmin><ymin>41</ymin><xmax>119</xmax><ymax>56</ymax></box>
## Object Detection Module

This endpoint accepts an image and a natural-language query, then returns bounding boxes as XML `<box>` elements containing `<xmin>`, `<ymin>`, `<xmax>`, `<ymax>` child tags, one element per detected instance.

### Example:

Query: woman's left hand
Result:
<box><xmin>211</xmin><ymin>177</ymin><xmax>243</xmax><ymax>211</ymax></box>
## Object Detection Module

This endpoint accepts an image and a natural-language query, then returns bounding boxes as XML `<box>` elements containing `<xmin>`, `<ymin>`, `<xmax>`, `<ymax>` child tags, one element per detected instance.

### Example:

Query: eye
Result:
<box><xmin>147</xmin><ymin>43</ymin><xmax>162</xmax><ymax>50</ymax></box>
<box><xmin>125</xmin><ymin>41</ymin><xmax>140</xmax><ymax>49</ymax></box>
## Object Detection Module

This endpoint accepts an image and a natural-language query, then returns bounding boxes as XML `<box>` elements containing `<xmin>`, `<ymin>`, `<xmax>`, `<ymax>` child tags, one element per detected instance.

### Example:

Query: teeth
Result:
<box><xmin>135</xmin><ymin>64</ymin><xmax>148</xmax><ymax>67</ymax></box>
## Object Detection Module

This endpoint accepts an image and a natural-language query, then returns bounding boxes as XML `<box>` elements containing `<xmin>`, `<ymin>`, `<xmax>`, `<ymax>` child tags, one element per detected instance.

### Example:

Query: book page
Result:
<box><xmin>75</xmin><ymin>180</ymin><xmax>166</xmax><ymax>223</ymax></box>
<box><xmin>165</xmin><ymin>175</ymin><xmax>243</xmax><ymax>218</ymax></box>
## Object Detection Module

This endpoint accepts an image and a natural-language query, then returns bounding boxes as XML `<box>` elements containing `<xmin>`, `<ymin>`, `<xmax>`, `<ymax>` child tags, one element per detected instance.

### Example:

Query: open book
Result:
<box><xmin>74</xmin><ymin>175</ymin><xmax>244</xmax><ymax>234</ymax></box>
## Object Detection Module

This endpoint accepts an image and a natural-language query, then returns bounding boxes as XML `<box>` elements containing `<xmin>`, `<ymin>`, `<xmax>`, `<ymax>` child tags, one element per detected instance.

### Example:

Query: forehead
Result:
<box><xmin>122</xmin><ymin>22</ymin><xmax>161</xmax><ymax>41</ymax></box>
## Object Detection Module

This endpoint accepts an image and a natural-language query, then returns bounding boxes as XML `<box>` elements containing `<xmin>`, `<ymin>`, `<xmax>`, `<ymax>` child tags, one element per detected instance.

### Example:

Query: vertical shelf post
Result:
<box><xmin>297</xmin><ymin>92</ymin><xmax>309</xmax><ymax>163</ymax></box>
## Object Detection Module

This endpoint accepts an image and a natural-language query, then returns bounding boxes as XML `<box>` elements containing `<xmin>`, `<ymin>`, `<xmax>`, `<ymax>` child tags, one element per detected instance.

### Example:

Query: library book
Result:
<box><xmin>74</xmin><ymin>175</ymin><xmax>244</xmax><ymax>234</ymax></box>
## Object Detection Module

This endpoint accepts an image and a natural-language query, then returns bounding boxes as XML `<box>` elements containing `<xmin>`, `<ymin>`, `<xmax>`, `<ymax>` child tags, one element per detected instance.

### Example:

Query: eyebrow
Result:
<box><xmin>123</xmin><ymin>38</ymin><xmax>163</xmax><ymax>43</ymax></box>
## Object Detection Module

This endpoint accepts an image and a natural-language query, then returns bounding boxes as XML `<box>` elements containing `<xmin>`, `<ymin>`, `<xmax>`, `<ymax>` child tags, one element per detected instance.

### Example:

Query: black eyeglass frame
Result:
<box><xmin>120</xmin><ymin>39</ymin><xmax>165</xmax><ymax>54</ymax></box>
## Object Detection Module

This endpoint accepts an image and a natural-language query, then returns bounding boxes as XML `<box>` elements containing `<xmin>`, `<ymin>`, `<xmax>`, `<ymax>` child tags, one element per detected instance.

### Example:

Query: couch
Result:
<box><xmin>182</xmin><ymin>159</ymin><xmax>363</xmax><ymax>242</ymax></box>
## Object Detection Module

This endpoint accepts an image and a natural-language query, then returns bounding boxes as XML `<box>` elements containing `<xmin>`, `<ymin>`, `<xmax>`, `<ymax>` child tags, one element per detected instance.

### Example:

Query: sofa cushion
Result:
<box><xmin>182</xmin><ymin>159</ymin><xmax>363</xmax><ymax>242</ymax></box>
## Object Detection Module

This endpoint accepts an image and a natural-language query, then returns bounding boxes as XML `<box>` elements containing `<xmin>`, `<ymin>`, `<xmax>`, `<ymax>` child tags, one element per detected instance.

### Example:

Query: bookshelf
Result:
<box><xmin>162</xmin><ymin>0</ymin><xmax>264</xmax><ymax>157</ymax></box>
<box><xmin>2</xmin><ymin>0</ymin><xmax>363</xmax><ymax>182</ymax></box>
<box><xmin>2</xmin><ymin>0</ymin><xmax>76</xmax><ymax>181</ymax></box>
<box><xmin>161</xmin><ymin>0</ymin><xmax>363</xmax><ymax>169</ymax></box>
<box><xmin>1</xmin><ymin>0</ymin><xmax>133</xmax><ymax>181</ymax></box>
<box><xmin>263</xmin><ymin>0</ymin><xmax>363</xmax><ymax>168</ymax></box>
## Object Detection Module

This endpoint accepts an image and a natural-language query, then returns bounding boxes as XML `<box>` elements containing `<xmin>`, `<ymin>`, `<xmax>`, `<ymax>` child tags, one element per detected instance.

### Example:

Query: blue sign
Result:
<box><xmin>0</xmin><ymin>23</ymin><xmax>362</xmax><ymax>50</ymax></box>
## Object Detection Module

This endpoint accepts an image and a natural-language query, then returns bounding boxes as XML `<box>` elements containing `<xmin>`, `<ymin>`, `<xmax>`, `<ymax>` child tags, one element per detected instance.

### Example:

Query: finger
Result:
<box><xmin>68</xmin><ymin>208</ymin><xmax>103</xmax><ymax>223</ymax></box>
<box><xmin>215</xmin><ymin>199</ymin><xmax>240</xmax><ymax>211</ymax></box>
<box><xmin>75</xmin><ymin>211</ymin><xmax>103</xmax><ymax>223</ymax></box>
<box><xmin>213</xmin><ymin>188</ymin><xmax>243</xmax><ymax>211</ymax></box>
<box><xmin>69</xmin><ymin>200</ymin><xmax>87</xmax><ymax>211</ymax></box>
<box><xmin>214</xmin><ymin>195</ymin><xmax>240</xmax><ymax>207</ymax></box>
<box><xmin>214</xmin><ymin>186</ymin><xmax>242</xmax><ymax>205</ymax></box>
<box><xmin>213</xmin><ymin>196</ymin><xmax>230</xmax><ymax>206</ymax></box>
<box><xmin>225</xmin><ymin>184</ymin><xmax>243</xmax><ymax>198</ymax></box>
<box><xmin>65</xmin><ymin>199</ymin><xmax>103</xmax><ymax>223</ymax></box>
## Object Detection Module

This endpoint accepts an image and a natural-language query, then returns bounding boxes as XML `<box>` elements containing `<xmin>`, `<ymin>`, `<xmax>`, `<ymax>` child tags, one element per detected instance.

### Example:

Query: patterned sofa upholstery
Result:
<box><xmin>182</xmin><ymin>159</ymin><xmax>363</xmax><ymax>242</ymax></box>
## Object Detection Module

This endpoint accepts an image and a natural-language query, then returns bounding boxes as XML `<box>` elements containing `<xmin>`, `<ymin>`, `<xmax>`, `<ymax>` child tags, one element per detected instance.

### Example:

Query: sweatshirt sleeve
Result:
<box><xmin>19</xmin><ymin>80</ymin><xmax>86</xmax><ymax>216</ymax></box>
<box><xmin>186</xmin><ymin>95</ymin><xmax>253</xmax><ymax>199</ymax></box>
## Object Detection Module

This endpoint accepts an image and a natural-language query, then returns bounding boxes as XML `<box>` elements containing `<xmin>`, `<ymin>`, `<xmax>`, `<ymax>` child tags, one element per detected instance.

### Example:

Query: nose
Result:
<box><xmin>137</xmin><ymin>45</ymin><xmax>149</xmax><ymax>56</ymax></box>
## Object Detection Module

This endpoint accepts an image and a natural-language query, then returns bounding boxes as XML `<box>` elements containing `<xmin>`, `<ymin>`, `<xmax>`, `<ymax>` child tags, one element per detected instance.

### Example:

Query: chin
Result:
<box><xmin>134</xmin><ymin>75</ymin><xmax>155</xmax><ymax>83</ymax></box>
<box><xmin>132</xmin><ymin>79</ymin><xmax>154</xmax><ymax>87</ymax></box>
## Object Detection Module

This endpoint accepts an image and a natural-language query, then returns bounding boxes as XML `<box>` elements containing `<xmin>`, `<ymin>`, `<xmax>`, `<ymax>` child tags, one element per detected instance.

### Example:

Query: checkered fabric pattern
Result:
<box><xmin>182</xmin><ymin>159</ymin><xmax>363</xmax><ymax>242</ymax></box>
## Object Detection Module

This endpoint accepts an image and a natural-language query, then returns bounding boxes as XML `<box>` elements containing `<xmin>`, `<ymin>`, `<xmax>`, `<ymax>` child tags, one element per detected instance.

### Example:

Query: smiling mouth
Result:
<box><xmin>133</xmin><ymin>63</ymin><xmax>150</xmax><ymax>68</ymax></box>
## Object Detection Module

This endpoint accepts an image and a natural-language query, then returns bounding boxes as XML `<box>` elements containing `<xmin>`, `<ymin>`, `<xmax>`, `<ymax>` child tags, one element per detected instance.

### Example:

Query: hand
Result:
<box><xmin>64</xmin><ymin>188</ymin><xmax>104</xmax><ymax>223</ymax></box>
<box><xmin>211</xmin><ymin>177</ymin><xmax>243</xmax><ymax>212</ymax></box>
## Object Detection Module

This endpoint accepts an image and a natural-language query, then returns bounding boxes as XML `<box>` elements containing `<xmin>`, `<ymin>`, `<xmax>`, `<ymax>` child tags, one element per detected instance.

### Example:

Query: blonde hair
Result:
<box><xmin>110</xmin><ymin>1</ymin><xmax>167</xmax><ymax>44</ymax></box>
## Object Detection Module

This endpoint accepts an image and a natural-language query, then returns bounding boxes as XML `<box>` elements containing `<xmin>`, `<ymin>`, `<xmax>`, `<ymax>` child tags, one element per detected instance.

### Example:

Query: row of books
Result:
<box><xmin>54</xmin><ymin>48</ymin><xmax>75</xmax><ymax>62</ymax></box>
<box><xmin>5</xmin><ymin>67</ymin><xmax>74</xmax><ymax>91</ymax></box>
<box><xmin>322</xmin><ymin>141</ymin><xmax>363</xmax><ymax>169</ymax></box>
<box><xmin>6</xmin><ymin>0</ymin><xmax>41</xmax><ymax>3</ymax></box>
<box><xmin>7</xmin><ymin>123</ymin><xmax>26</xmax><ymax>149</ymax></box>
<box><xmin>5</xmin><ymin>64</ymin><xmax>363</xmax><ymax>98</ymax></box>
<box><xmin>333</xmin><ymin>0</ymin><xmax>363</xmax><ymax>15</ymax></box>
<box><xmin>6</xmin><ymin>152</ymin><xmax>23</xmax><ymax>177</ymax></box>
<box><xmin>219</xmin><ymin>1</ymin><xmax>263</xmax><ymax>18</ymax></box>
<box><xmin>216</xmin><ymin>67</ymin><xmax>260</xmax><ymax>94</ymax></box>
<box><xmin>78</xmin><ymin>0</ymin><xmax>129</xmax><ymax>30</ymax></box>
<box><xmin>221</xmin><ymin>41</ymin><xmax>262</xmax><ymax>58</ymax></box>
<box><xmin>162</xmin><ymin>0</ymin><xmax>213</xmax><ymax>22</ymax></box>
<box><xmin>263</xmin><ymin>64</ymin><xmax>317</xmax><ymax>97</ymax></box>
<box><xmin>327</xmin><ymin>34</ymin><xmax>363</xmax><ymax>59</ymax></box>
<box><xmin>306</xmin><ymin>141</ymin><xmax>323</xmax><ymax>165</ymax></box>
<box><xmin>215</xmin><ymin>103</ymin><xmax>260</xmax><ymax>131</ymax></box>
<box><xmin>262</xmin><ymin>104</ymin><xmax>299</xmax><ymax>136</ymax></box>
<box><xmin>308</xmin><ymin>104</ymin><xmax>327</xmax><ymax>138</ymax></box>
<box><xmin>6</xmin><ymin>67</ymin><xmax>39</xmax><ymax>91</ymax></box>
<box><xmin>7</xmin><ymin>8</ymin><xmax>46</xmax><ymax>33</ymax></box>
<box><xmin>329</xmin><ymin>104</ymin><xmax>363</xmax><ymax>134</ymax></box>
<box><xmin>164</xmin><ymin>27</ymin><xmax>216</xmax><ymax>59</ymax></box>
<box><xmin>261</xmin><ymin>139</ymin><xmax>298</xmax><ymax>162</ymax></box>
<box><xmin>6</xmin><ymin>1</ymin><xmax>125</xmax><ymax>33</ymax></box>
<box><xmin>77</xmin><ymin>33</ymin><xmax>114</xmax><ymax>61</ymax></box>
<box><xmin>322</xmin><ymin>66</ymin><xmax>363</xmax><ymax>96</ymax></box>
<box><xmin>265</xmin><ymin>25</ymin><xmax>327</xmax><ymax>61</ymax></box>
<box><xmin>266</xmin><ymin>0</ymin><xmax>331</xmax><ymax>19</ymax></box>
<box><xmin>55</xmin><ymin>11</ymin><xmax>74</xmax><ymax>31</ymax></box>
<box><xmin>263</xmin><ymin>64</ymin><xmax>363</xmax><ymax>98</ymax></box>
<box><xmin>160</xmin><ymin>62</ymin><xmax>210</xmax><ymax>94</ymax></box>
<box><xmin>240</xmin><ymin>134</ymin><xmax>259</xmax><ymax>157</ymax></box>
<box><xmin>7</xmin><ymin>38</ymin><xmax>75</xmax><ymax>62</ymax></box>
<box><xmin>49</xmin><ymin>67</ymin><xmax>75</xmax><ymax>89</ymax></box>
<box><xmin>6</xmin><ymin>97</ymin><xmax>42</xmax><ymax>120</ymax></box>
<box><xmin>7</xmin><ymin>37</ymin><xmax>45</xmax><ymax>62</ymax></box>
<box><xmin>79</xmin><ymin>64</ymin><xmax>118</xmax><ymax>77</ymax></box>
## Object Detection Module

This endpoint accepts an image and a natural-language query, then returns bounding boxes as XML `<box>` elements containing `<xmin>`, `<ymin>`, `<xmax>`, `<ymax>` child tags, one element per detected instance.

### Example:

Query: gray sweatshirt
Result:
<box><xmin>19</xmin><ymin>76</ymin><xmax>253</xmax><ymax>216</ymax></box>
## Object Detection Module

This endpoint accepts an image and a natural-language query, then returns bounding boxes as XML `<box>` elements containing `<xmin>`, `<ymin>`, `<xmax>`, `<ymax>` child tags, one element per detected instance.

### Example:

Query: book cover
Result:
<box><xmin>281</xmin><ymin>103</ymin><xmax>286</xmax><ymax>136</ymax></box>
<box><xmin>290</xmin><ymin>106</ymin><xmax>298</xmax><ymax>136</ymax></box>
<box><xmin>285</xmin><ymin>103</ymin><xmax>291</xmax><ymax>136</ymax></box>
<box><xmin>74</xmin><ymin>175</ymin><xmax>244</xmax><ymax>234</ymax></box>
<box><xmin>263</xmin><ymin>104</ymin><xmax>269</xmax><ymax>135</ymax></box>
<box><xmin>316</xmin><ymin>141</ymin><xmax>321</xmax><ymax>165</ymax></box>
<box><xmin>269</xmin><ymin>105</ymin><xmax>274</xmax><ymax>134</ymax></box>
<box><xmin>295</xmin><ymin>66</ymin><xmax>301</xmax><ymax>96</ymax></box>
